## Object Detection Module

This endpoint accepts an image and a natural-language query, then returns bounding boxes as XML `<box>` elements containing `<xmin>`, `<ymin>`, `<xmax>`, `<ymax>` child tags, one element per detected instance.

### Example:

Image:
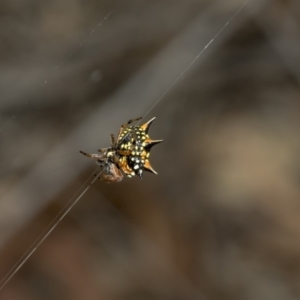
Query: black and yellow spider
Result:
<box><xmin>80</xmin><ymin>117</ymin><xmax>163</xmax><ymax>183</ymax></box>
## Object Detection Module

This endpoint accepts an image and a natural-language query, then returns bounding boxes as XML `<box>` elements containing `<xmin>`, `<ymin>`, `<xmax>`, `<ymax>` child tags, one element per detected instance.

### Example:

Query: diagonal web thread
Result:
<box><xmin>0</xmin><ymin>0</ymin><xmax>250</xmax><ymax>291</ymax></box>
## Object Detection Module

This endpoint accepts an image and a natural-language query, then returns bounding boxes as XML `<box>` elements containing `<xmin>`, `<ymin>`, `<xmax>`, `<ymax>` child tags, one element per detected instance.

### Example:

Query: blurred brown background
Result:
<box><xmin>1</xmin><ymin>0</ymin><xmax>300</xmax><ymax>299</ymax></box>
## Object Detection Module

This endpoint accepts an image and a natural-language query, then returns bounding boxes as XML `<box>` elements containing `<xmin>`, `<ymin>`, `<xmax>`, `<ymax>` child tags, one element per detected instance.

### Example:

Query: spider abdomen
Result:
<box><xmin>80</xmin><ymin>117</ymin><xmax>162</xmax><ymax>182</ymax></box>
<box><xmin>116</xmin><ymin>118</ymin><xmax>163</xmax><ymax>179</ymax></box>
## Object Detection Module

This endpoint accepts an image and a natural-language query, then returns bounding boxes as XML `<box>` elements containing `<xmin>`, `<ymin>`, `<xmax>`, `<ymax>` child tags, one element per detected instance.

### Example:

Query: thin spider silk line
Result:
<box><xmin>0</xmin><ymin>10</ymin><xmax>113</xmax><ymax>169</ymax></box>
<box><xmin>0</xmin><ymin>10</ymin><xmax>115</xmax><ymax>291</ymax></box>
<box><xmin>0</xmin><ymin>157</ymin><xmax>85</xmax><ymax>199</ymax></box>
<box><xmin>44</xmin><ymin>10</ymin><xmax>113</xmax><ymax>85</ymax></box>
<box><xmin>0</xmin><ymin>0</ymin><xmax>250</xmax><ymax>291</ymax></box>
<box><xmin>1</xmin><ymin>0</ymin><xmax>247</xmax><ymax>172</ymax></box>
<box><xmin>141</xmin><ymin>0</ymin><xmax>250</xmax><ymax>122</ymax></box>
<box><xmin>0</xmin><ymin>167</ymin><xmax>101</xmax><ymax>291</ymax></box>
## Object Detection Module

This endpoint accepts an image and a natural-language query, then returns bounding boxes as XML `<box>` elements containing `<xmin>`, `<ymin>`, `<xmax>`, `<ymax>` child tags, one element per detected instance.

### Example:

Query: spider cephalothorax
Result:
<box><xmin>80</xmin><ymin>117</ymin><xmax>163</xmax><ymax>183</ymax></box>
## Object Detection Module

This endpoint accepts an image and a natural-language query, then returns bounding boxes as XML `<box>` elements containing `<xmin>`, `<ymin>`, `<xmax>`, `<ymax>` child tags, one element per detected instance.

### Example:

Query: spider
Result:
<box><xmin>80</xmin><ymin>117</ymin><xmax>163</xmax><ymax>183</ymax></box>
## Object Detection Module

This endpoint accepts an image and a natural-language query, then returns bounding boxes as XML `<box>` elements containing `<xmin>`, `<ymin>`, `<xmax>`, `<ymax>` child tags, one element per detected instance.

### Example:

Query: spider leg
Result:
<box><xmin>110</xmin><ymin>134</ymin><xmax>115</xmax><ymax>147</ymax></box>
<box><xmin>126</xmin><ymin>117</ymin><xmax>142</xmax><ymax>125</ymax></box>
<box><xmin>121</xmin><ymin>117</ymin><xmax>142</xmax><ymax>129</ymax></box>
<box><xmin>80</xmin><ymin>151</ymin><xmax>104</xmax><ymax>160</ymax></box>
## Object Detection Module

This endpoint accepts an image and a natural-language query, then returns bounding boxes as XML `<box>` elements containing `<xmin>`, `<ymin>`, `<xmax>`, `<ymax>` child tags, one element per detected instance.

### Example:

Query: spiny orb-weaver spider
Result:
<box><xmin>80</xmin><ymin>117</ymin><xmax>163</xmax><ymax>183</ymax></box>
